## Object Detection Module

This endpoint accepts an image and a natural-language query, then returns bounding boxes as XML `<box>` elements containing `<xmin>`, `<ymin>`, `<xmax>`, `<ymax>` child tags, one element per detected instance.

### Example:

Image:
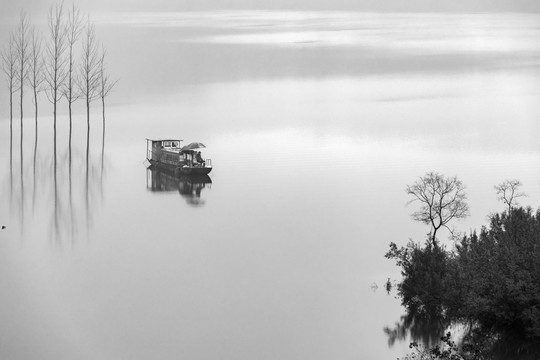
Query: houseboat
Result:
<box><xmin>146</xmin><ymin>138</ymin><xmax>212</xmax><ymax>176</ymax></box>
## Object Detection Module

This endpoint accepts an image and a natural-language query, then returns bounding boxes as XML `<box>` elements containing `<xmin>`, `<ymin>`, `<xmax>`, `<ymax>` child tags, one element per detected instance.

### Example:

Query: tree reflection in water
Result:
<box><xmin>385</xmin><ymin>308</ymin><xmax>540</xmax><ymax>358</ymax></box>
<box><xmin>146</xmin><ymin>166</ymin><xmax>212</xmax><ymax>207</ymax></box>
<box><xmin>6</xmin><ymin>132</ymin><xmax>105</xmax><ymax>245</ymax></box>
<box><xmin>384</xmin><ymin>307</ymin><xmax>451</xmax><ymax>348</ymax></box>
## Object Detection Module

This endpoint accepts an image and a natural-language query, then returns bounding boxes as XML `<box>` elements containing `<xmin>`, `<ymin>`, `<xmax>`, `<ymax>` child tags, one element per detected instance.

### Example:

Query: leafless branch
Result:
<box><xmin>62</xmin><ymin>3</ymin><xmax>83</xmax><ymax>104</ymax></box>
<box><xmin>98</xmin><ymin>46</ymin><xmax>118</xmax><ymax>99</ymax></box>
<box><xmin>44</xmin><ymin>2</ymin><xmax>68</xmax><ymax>114</ymax></box>
<box><xmin>27</xmin><ymin>27</ymin><xmax>46</xmax><ymax>102</ymax></box>
<box><xmin>406</xmin><ymin>172</ymin><xmax>469</xmax><ymax>246</ymax></box>
<box><xmin>14</xmin><ymin>11</ymin><xmax>31</xmax><ymax>90</ymax></box>
<box><xmin>495</xmin><ymin>179</ymin><xmax>526</xmax><ymax>214</ymax></box>
<box><xmin>1</xmin><ymin>34</ymin><xmax>19</xmax><ymax>94</ymax></box>
<box><xmin>78</xmin><ymin>16</ymin><xmax>101</xmax><ymax>127</ymax></box>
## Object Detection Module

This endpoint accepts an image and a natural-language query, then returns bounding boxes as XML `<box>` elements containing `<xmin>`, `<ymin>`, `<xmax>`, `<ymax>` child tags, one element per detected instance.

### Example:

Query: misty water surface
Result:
<box><xmin>1</xmin><ymin>11</ymin><xmax>540</xmax><ymax>359</ymax></box>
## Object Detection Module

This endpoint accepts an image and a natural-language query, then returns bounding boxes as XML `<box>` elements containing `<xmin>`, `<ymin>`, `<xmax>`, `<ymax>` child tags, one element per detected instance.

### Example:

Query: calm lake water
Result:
<box><xmin>1</xmin><ymin>11</ymin><xmax>540</xmax><ymax>359</ymax></box>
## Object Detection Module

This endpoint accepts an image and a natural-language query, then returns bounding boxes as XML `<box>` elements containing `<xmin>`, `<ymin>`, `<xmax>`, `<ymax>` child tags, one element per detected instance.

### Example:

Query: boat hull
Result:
<box><xmin>176</xmin><ymin>166</ymin><xmax>212</xmax><ymax>176</ymax></box>
<box><xmin>148</xmin><ymin>159</ymin><xmax>212</xmax><ymax>176</ymax></box>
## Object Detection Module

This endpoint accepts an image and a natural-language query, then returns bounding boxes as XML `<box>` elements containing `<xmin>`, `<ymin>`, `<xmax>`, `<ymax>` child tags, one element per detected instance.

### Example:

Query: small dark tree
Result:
<box><xmin>406</xmin><ymin>172</ymin><xmax>469</xmax><ymax>247</ymax></box>
<box><xmin>386</xmin><ymin>240</ymin><xmax>449</xmax><ymax>315</ymax></box>
<box><xmin>495</xmin><ymin>179</ymin><xmax>526</xmax><ymax>214</ymax></box>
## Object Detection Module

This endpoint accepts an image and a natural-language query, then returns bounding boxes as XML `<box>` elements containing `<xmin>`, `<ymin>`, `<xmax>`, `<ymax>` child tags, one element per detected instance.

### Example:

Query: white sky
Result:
<box><xmin>4</xmin><ymin>0</ymin><xmax>540</xmax><ymax>16</ymax></box>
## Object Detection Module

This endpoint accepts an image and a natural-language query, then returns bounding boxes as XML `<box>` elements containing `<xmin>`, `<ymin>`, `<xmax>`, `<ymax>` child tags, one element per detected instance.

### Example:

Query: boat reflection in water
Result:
<box><xmin>146</xmin><ymin>165</ymin><xmax>212</xmax><ymax>207</ymax></box>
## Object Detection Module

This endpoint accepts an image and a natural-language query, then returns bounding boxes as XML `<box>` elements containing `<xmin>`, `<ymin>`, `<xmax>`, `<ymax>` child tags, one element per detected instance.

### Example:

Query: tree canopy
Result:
<box><xmin>406</xmin><ymin>172</ymin><xmax>469</xmax><ymax>246</ymax></box>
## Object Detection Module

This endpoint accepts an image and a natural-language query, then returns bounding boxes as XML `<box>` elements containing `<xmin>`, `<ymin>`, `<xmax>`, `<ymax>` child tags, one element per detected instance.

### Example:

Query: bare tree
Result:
<box><xmin>495</xmin><ymin>179</ymin><xmax>526</xmax><ymax>214</ymax></box>
<box><xmin>1</xmin><ymin>34</ymin><xmax>19</xmax><ymax>125</ymax></box>
<box><xmin>98</xmin><ymin>47</ymin><xmax>118</xmax><ymax>169</ymax></box>
<box><xmin>15</xmin><ymin>11</ymin><xmax>31</xmax><ymax>146</ymax></box>
<box><xmin>78</xmin><ymin>17</ymin><xmax>100</xmax><ymax>225</ymax></box>
<box><xmin>44</xmin><ymin>3</ymin><xmax>68</xmax><ymax>239</ymax></box>
<box><xmin>1</xmin><ymin>34</ymin><xmax>19</xmax><ymax>187</ymax></box>
<box><xmin>406</xmin><ymin>172</ymin><xmax>469</xmax><ymax>246</ymax></box>
<box><xmin>78</xmin><ymin>17</ymin><xmax>100</xmax><ymax>133</ymax></box>
<box><xmin>98</xmin><ymin>48</ymin><xmax>117</xmax><ymax>129</ymax></box>
<box><xmin>63</xmin><ymin>4</ymin><xmax>83</xmax><ymax>147</ymax></box>
<box><xmin>14</xmin><ymin>11</ymin><xmax>31</xmax><ymax>219</ymax></box>
<box><xmin>28</xmin><ymin>28</ymin><xmax>45</xmax><ymax>132</ymax></box>
<box><xmin>27</xmin><ymin>27</ymin><xmax>45</xmax><ymax>209</ymax></box>
<box><xmin>44</xmin><ymin>3</ymin><xmax>68</xmax><ymax>134</ymax></box>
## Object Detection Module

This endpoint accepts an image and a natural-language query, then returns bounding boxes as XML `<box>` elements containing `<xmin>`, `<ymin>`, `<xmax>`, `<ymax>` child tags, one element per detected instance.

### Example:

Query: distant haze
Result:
<box><xmin>4</xmin><ymin>0</ymin><xmax>540</xmax><ymax>16</ymax></box>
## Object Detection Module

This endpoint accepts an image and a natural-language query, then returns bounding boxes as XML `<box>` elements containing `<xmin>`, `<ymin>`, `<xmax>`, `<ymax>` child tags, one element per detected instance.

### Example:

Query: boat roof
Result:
<box><xmin>146</xmin><ymin>138</ymin><xmax>183</xmax><ymax>142</ymax></box>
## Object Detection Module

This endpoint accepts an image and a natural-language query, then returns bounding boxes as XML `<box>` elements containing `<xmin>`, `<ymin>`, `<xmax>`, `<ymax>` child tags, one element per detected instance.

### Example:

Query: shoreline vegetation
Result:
<box><xmin>387</xmin><ymin>173</ymin><xmax>540</xmax><ymax>359</ymax></box>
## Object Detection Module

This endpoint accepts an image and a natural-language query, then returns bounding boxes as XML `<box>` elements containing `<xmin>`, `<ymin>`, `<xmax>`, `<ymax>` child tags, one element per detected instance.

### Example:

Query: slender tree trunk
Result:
<box><xmin>85</xmin><ymin>107</ymin><xmax>90</xmax><ymax>237</ymax></box>
<box><xmin>68</xmin><ymin>100</ymin><xmax>73</xmax><ymax>243</ymax></box>
<box><xmin>67</xmin><ymin>93</ymin><xmax>74</xmax><ymax>243</ymax></box>
<box><xmin>69</xmin><ymin>100</ymin><xmax>72</xmax><ymax>160</ymax></box>
<box><xmin>101</xmin><ymin>96</ymin><xmax>105</xmax><ymax>174</ymax></box>
<box><xmin>20</xmin><ymin>79</ymin><xmax>23</xmax><ymax>136</ymax></box>
<box><xmin>87</xmin><ymin>97</ymin><xmax>90</xmax><ymax>135</ymax></box>
<box><xmin>68</xmin><ymin>95</ymin><xmax>73</xmax><ymax>243</ymax></box>
<box><xmin>431</xmin><ymin>229</ymin><xmax>438</xmax><ymax>248</ymax></box>
<box><xmin>33</xmin><ymin>87</ymin><xmax>38</xmax><ymax>212</ymax></box>
<box><xmin>68</xmin><ymin>44</ymin><xmax>72</xmax><ymax>158</ymax></box>
<box><xmin>69</xmin><ymin>142</ymin><xmax>74</xmax><ymax>243</ymax></box>
<box><xmin>53</xmin><ymin>127</ymin><xmax>59</xmax><ymax>243</ymax></box>
<box><xmin>102</xmin><ymin>97</ymin><xmax>105</xmax><ymax>130</ymax></box>
<box><xmin>9</xmin><ymin>90</ymin><xmax>13</xmax><ymax>199</ymax></box>
<box><xmin>20</xmin><ymin>84</ymin><xmax>24</xmax><ymax>224</ymax></box>
<box><xmin>33</xmin><ymin>88</ymin><xmax>38</xmax><ymax>155</ymax></box>
<box><xmin>67</xmin><ymin>48</ymin><xmax>73</xmax><ymax>167</ymax></box>
<box><xmin>53</xmin><ymin>103</ymin><xmax>57</xmax><ymax>155</ymax></box>
<box><xmin>53</xmin><ymin>85</ymin><xmax>57</xmax><ymax>145</ymax></box>
<box><xmin>99</xmin><ymin>97</ymin><xmax>106</xmax><ymax>203</ymax></box>
<box><xmin>52</xmin><ymin>86</ymin><xmax>59</xmax><ymax>242</ymax></box>
<box><xmin>68</xmin><ymin>105</ymin><xmax>73</xmax><ymax>233</ymax></box>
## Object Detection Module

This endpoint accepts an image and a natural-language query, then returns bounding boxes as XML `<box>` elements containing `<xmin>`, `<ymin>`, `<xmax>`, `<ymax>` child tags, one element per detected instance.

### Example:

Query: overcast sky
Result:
<box><xmin>4</xmin><ymin>0</ymin><xmax>540</xmax><ymax>16</ymax></box>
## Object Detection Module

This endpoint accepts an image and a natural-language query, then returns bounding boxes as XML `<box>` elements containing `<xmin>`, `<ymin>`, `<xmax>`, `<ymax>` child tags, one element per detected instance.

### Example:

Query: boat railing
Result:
<box><xmin>205</xmin><ymin>159</ymin><xmax>212</xmax><ymax>168</ymax></box>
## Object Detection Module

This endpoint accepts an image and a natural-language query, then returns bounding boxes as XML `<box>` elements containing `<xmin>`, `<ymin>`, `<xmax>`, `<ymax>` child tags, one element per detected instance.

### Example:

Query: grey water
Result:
<box><xmin>1</xmin><ymin>11</ymin><xmax>540</xmax><ymax>359</ymax></box>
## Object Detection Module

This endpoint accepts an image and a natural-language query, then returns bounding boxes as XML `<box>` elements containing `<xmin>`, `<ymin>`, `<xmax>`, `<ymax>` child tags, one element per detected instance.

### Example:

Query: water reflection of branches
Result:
<box><xmin>6</xmin><ymin>136</ymin><xmax>105</xmax><ymax>245</ymax></box>
<box><xmin>384</xmin><ymin>308</ymin><xmax>451</xmax><ymax>348</ymax></box>
<box><xmin>388</xmin><ymin>313</ymin><xmax>540</xmax><ymax>359</ymax></box>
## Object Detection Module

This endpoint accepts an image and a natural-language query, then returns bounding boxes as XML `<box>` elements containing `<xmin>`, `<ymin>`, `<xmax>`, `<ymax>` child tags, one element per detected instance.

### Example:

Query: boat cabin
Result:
<box><xmin>146</xmin><ymin>139</ymin><xmax>183</xmax><ymax>161</ymax></box>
